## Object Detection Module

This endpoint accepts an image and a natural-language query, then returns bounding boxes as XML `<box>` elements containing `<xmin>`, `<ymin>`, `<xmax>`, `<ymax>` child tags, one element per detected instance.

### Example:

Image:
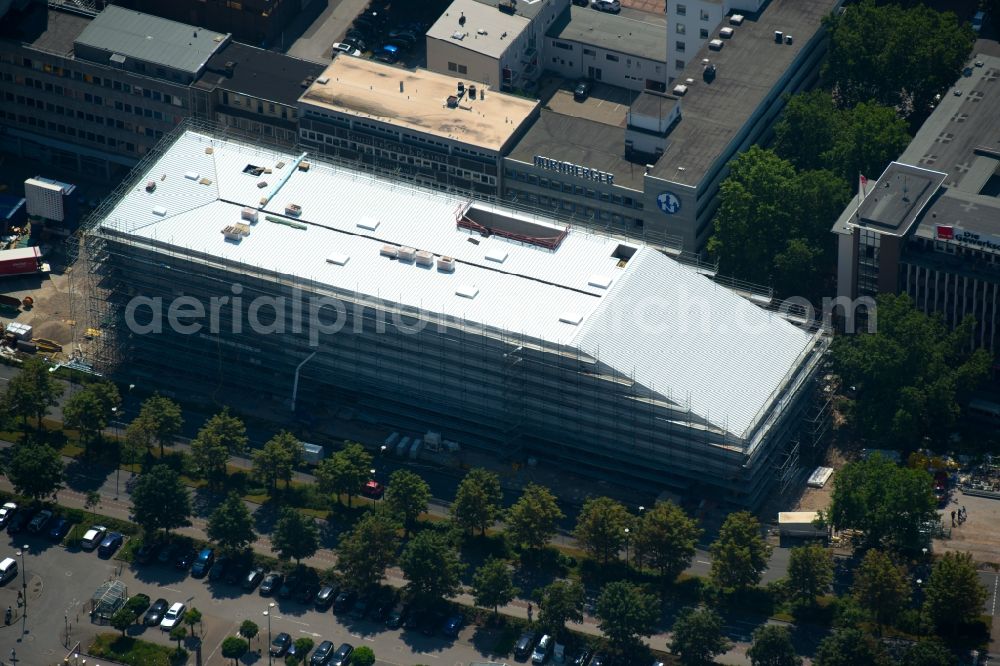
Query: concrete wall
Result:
<box><xmin>545</xmin><ymin>37</ymin><xmax>667</xmax><ymax>92</ymax></box>
<box><xmin>426</xmin><ymin>37</ymin><xmax>503</xmax><ymax>89</ymax></box>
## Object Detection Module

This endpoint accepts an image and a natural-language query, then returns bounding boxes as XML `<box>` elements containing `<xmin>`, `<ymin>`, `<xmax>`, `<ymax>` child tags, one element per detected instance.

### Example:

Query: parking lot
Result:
<box><xmin>0</xmin><ymin>530</ymin><xmax>514</xmax><ymax>666</ymax></box>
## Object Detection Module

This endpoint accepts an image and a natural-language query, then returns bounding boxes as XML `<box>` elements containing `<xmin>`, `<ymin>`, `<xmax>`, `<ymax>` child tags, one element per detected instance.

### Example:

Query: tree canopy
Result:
<box><xmin>135</xmin><ymin>394</ymin><xmax>183</xmax><ymax>457</ymax></box>
<box><xmin>746</xmin><ymin>624</ymin><xmax>801</xmax><ymax>666</ymax></box>
<box><xmin>709</xmin><ymin>511</ymin><xmax>772</xmax><ymax>594</ymax></box>
<box><xmin>64</xmin><ymin>381</ymin><xmax>120</xmax><ymax>457</ymax></box>
<box><xmin>384</xmin><ymin>469</ymin><xmax>431</xmax><ymax>537</ymax></box>
<box><xmin>851</xmin><ymin>549</ymin><xmax>909</xmax><ymax>630</ymax></box>
<box><xmin>315</xmin><ymin>441</ymin><xmax>371</xmax><ymax>507</ymax></box>
<box><xmin>536</xmin><ymin>580</ymin><xmax>585</xmax><ymax>635</ymax></box>
<box><xmin>471</xmin><ymin>557</ymin><xmax>518</xmax><ymax>617</ymax></box>
<box><xmin>903</xmin><ymin>639</ymin><xmax>956</xmax><ymax>666</ymax></box>
<box><xmin>573</xmin><ymin>496</ymin><xmax>634</xmax><ymax>566</ymax></box>
<box><xmin>707</xmin><ymin>146</ymin><xmax>850</xmax><ymax>300</ymax></box>
<box><xmin>130</xmin><ymin>463</ymin><xmax>192</xmax><ymax>537</ymax></box>
<box><xmin>335</xmin><ymin>510</ymin><xmax>400</xmax><ymax>592</ymax></box>
<box><xmin>451</xmin><ymin>467</ymin><xmax>503</xmax><ymax>536</ymax></box>
<box><xmin>832</xmin><ymin>294</ymin><xmax>992</xmax><ymax>448</ymax></box>
<box><xmin>271</xmin><ymin>507</ymin><xmax>319</xmax><ymax>564</ymax></box>
<box><xmin>399</xmin><ymin>530</ymin><xmax>465</xmax><ymax>609</ymax></box>
<box><xmin>252</xmin><ymin>431</ymin><xmax>301</xmax><ymax>492</ymax></box>
<box><xmin>221</xmin><ymin>636</ymin><xmax>248</xmax><ymax>665</ymax></box>
<box><xmin>823</xmin><ymin>0</ymin><xmax>975</xmax><ymax>118</ymax></box>
<box><xmin>6</xmin><ymin>441</ymin><xmax>63</xmax><ymax>500</ymax></box>
<box><xmin>505</xmin><ymin>483</ymin><xmax>564</xmax><ymax>551</ymax></box>
<box><xmin>190</xmin><ymin>408</ymin><xmax>247</xmax><ymax>486</ymax></box>
<box><xmin>594</xmin><ymin>580</ymin><xmax>659</xmax><ymax>651</ymax></box>
<box><xmin>669</xmin><ymin>606</ymin><xmax>730</xmax><ymax>666</ymax></box>
<box><xmin>923</xmin><ymin>551</ymin><xmax>988</xmax><ymax>634</ymax></box>
<box><xmin>633</xmin><ymin>501</ymin><xmax>701</xmax><ymax>583</ymax></box>
<box><xmin>207</xmin><ymin>492</ymin><xmax>256</xmax><ymax>555</ymax></box>
<box><xmin>786</xmin><ymin>543</ymin><xmax>833</xmax><ymax>606</ymax></box>
<box><xmin>5</xmin><ymin>356</ymin><xmax>63</xmax><ymax>431</ymax></box>
<box><xmin>828</xmin><ymin>453</ymin><xmax>937</xmax><ymax>554</ymax></box>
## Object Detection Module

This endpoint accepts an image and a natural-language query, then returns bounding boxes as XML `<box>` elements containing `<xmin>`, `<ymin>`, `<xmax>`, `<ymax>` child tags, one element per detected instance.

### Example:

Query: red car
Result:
<box><xmin>361</xmin><ymin>480</ymin><xmax>384</xmax><ymax>499</ymax></box>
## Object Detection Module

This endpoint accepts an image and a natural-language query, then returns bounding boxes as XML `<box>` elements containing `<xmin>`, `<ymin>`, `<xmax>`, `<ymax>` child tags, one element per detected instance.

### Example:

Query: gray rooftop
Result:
<box><xmin>855</xmin><ymin>163</ymin><xmax>946</xmax><ymax>235</ymax></box>
<box><xmin>74</xmin><ymin>5</ymin><xmax>229</xmax><ymax>76</ymax></box>
<box><xmin>547</xmin><ymin>5</ymin><xmax>666</xmax><ymax>62</ymax></box>
<box><xmin>471</xmin><ymin>0</ymin><xmax>563</xmax><ymax>20</ymax></box>
<box><xmin>196</xmin><ymin>42</ymin><xmax>326</xmax><ymax>107</ymax></box>
<box><xmin>650</xmin><ymin>0</ymin><xmax>840</xmax><ymax>186</ymax></box>
<box><xmin>506</xmin><ymin>109</ymin><xmax>648</xmax><ymax>191</ymax></box>
<box><xmin>0</xmin><ymin>3</ymin><xmax>89</xmax><ymax>56</ymax></box>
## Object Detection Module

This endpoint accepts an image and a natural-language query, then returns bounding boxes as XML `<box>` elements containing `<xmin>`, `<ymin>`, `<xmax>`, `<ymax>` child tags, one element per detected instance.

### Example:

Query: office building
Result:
<box><xmin>117</xmin><ymin>0</ymin><xmax>309</xmax><ymax>47</ymax></box>
<box><xmin>666</xmin><ymin>0</ymin><xmax>764</xmax><ymax>81</ymax></box>
<box><xmin>833</xmin><ymin>54</ymin><xmax>1000</xmax><ymax>354</ymax></box>
<box><xmin>81</xmin><ymin>127</ymin><xmax>828</xmax><ymax>509</ymax></box>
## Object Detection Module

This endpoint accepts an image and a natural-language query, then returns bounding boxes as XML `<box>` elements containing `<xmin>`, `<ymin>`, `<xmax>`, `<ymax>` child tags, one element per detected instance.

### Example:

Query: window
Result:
<box><xmin>675</xmin><ymin>59</ymin><xmax>685</xmax><ymax>70</ymax></box>
<box><xmin>448</xmin><ymin>62</ymin><xmax>457</xmax><ymax>71</ymax></box>
<box><xmin>675</xmin><ymin>41</ymin><xmax>685</xmax><ymax>52</ymax></box>
<box><xmin>700</xmin><ymin>9</ymin><xmax>710</xmax><ymax>20</ymax></box>
<box><xmin>554</xmin><ymin>41</ymin><xmax>572</xmax><ymax>50</ymax></box>
<box><xmin>675</xmin><ymin>22</ymin><xmax>685</xmax><ymax>34</ymax></box>
<box><xmin>700</xmin><ymin>28</ymin><xmax>709</xmax><ymax>38</ymax></box>
<box><xmin>606</xmin><ymin>54</ymin><xmax>619</xmax><ymax>62</ymax></box>
<box><xmin>675</xmin><ymin>3</ymin><xmax>686</xmax><ymax>15</ymax></box>
<box><xmin>458</xmin><ymin>64</ymin><xmax>467</xmax><ymax>74</ymax></box>
<box><xmin>583</xmin><ymin>48</ymin><xmax>596</xmax><ymax>56</ymax></box>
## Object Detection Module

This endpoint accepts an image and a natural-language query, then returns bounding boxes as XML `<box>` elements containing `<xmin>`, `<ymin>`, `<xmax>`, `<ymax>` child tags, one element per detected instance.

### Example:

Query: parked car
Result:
<box><xmin>190</xmin><ymin>548</ymin><xmax>215</xmax><ymax>578</ymax></box>
<box><xmin>297</xmin><ymin>583</ymin><xmax>319</xmax><ymax>605</ymax></box>
<box><xmin>571</xmin><ymin>649</ymin><xmax>592</xmax><ymax>666</ymax></box>
<box><xmin>360</xmin><ymin>480</ymin><xmax>384</xmax><ymax>499</ymax></box>
<box><xmin>175</xmin><ymin>548</ymin><xmax>196</xmax><ymax>570</ymax></box>
<box><xmin>350</xmin><ymin>598</ymin><xmax>369</xmax><ymax>619</ymax></box>
<box><xmin>572</xmin><ymin>0</ymin><xmax>589</xmax><ymax>5</ymax></box>
<box><xmin>589</xmin><ymin>653</ymin><xmax>610</xmax><ymax>666</ymax></box>
<box><xmin>144</xmin><ymin>598</ymin><xmax>169</xmax><ymax>626</ymax></box>
<box><xmin>591</xmin><ymin>0</ymin><xmax>620</xmax><ymax>12</ymax></box>
<box><xmin>279</xmin><ymin>575</ymin><xmax>298</xmax><ymax>599</ymax></box>
<box><xmin>385</xmin><ymin>607</ymin><xmax>404</xmax><ymax>629</ymax></box>
<box><xmin>374</xmin><ymin>44</ymin><xmax>400</xmax><ymax>64</ymax></box>
<box><xmin>333</xmin><ymin>590</ymin><xmax>357</xmax><ymax>613</ymax></box>
<box><xmin>371</xmin><ymin>602</ymin><xmax>392</xmax><ymax>622</ymax></box>
<box><xmin>0</xmin><ymin>502</ymin><xmax>16</xmax><ymax>528</ymax></box>
<box><xmin>532</xmin><ymin>634</ymin><xmax>554</xmax><ymax>664</ymax></box>
<box><xmin>81</xmin><ymin>525</ymin><xmax>107</xmax><ymax>550</ymax></box>
<box><xmin>98</xmin><ymin>532</ymin><xmax>124</xmax><ymax>558</ymax></box>
<box><xmin>27</xmin><ymin>509</ymin><xmax>52</xmax><ymax>533</ymax></box>
<box><xmin>316</xmin><ymin>584</ymin><xmax>337</xmax><ymax>609</ymax></box>
<box><xmin>330</xmin><ymin>643</ymin><xmax>354</xmax><ymax>666</ymax></box>
<box><xmin>514</xmin><ymin>631</ymin><xmax>538</xmax><ymax>660</ymax></box>
<box><xmin>332</xmin><ymin>42</ymin><xmax>362</xmax><ymax>57</ymax></box>
<box><xmin>208</xmin><ymin>555</ymin><xmax>229</xmax><ymax>582</ymax></box>
<box><xmin>244</xmin><ymin>567</ymin><xmax>266</xmax><ymax>591</ymax></box>
<box><xmin>260</xmin><ymin>572</ymin><xmax>282</xmax><ymax>596</ymax></box>
<box><xmin>134</xmin><ymin>542</ymin><xmax>158</xmax><ymax>564</ymax></box>
<box><xmin>270</xmin><ymin>632</ymin><xmax>292</xmax><ymax>657</ymax></box>
<box><xmin>157</xmin><ymin>541</ymin><xmax>178</xmax><ymax>565</ymax></box>
<box><xmin>442</xmin><ymin>613</ymin><xmax>463</xmax><ymax>637</ymax></box>
<box><xmin>48</xmin><ymin>517</ymin><xmax>71</xmax><ymax>541</ymax></box>
<box><xmin>0</xmin><ymin>557</ymin><xmax>18</xmax><ymax>584</ymax></box>
<box><xmin>310</xmin><ymin>640</ymin><xmax>335</xmax><ymax>665</ymax></box>
<box><xmin>6</xmin><ymin>510</ymin><xmax>32</xmax><ymax>535</ymax></box>
<box><xmin>573</xmin><ymin>80</ymin><xmax>592</xmax><ymax>101</ymax></box>
<box><xmin>159</xmin><ymin>602</ymin><xmax>186</xmax><ymax>630</ymax></box>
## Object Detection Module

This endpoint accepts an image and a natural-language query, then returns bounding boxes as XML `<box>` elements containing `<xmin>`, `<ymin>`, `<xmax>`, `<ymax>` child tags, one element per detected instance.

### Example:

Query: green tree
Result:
<box><xmin>573</xmin><ymin>496</ymin><xmax>634</xmax><ymax>566</ymax></box>
<box><xmin>823</xmin><ymin>0</ymin><xmax>975</xmax><ymax>117</ymax></box>
<box><xmin>293</xmin><ymin>637</ymin><xmax>314</xmax><ymax>658</ymax></box>
<box><xmin>471</xmin><ymin>558</ymin><xmax>519</xmax><ymax>618</ymax></box>
<box><xmin>271</xmin><ymin>507</ymin><xmax>319</xmax><ymax>564</ymax></box>
<box><xmin>773</xmin><ymin>90</ymin><xmax>841</xmax><ymax>172</ymax></box>
<box><xmin>832</xmin><ymin>294</ymin><xmax>991</xmax><ymax>450</ymax></box>
<box><xmin>923</xmin><ymin>551</ymin><xmax>988</xmax><ymax>634</ymax></box>
<box><xmin>6</xmin><ymin>441</ymin><xmax>64</xmax><ymax>500</ymax></box>
<box><xmin>315</xmin><ymin>441</ymin><xmax>371</xmax><ymax>507</ymax></box>
<box><xmin>786</xmin><ymin>543</ymin><xmax>833</xmax><ymax>606</ymax></box>
<box><xmin>336</xmin><ymin>510</ymin><xmax>400</xmax><ymax>592</ymax></box>
<box><xmin>64</xmin><ymin>385</ymin><xmax>114</xmax><ymax>457</ymax></box>
<box><xmin>669</xmin><ymin>606</ymin><xmax>730</xmax><ymax>666</ymax></box>
<box><xmin>252</xmin><ymin>431</ymin><xmax>301</xmax><ymax>492</ymax></box>
<box><xmin>594</xmin><ymin>580</ymin><xmax>659</xmax><ymax>651</ymax></box>
<box><xmin>746</xmin><ymin>624</ymin><xmax>801</xmax><ymax>666</ymax></box>
<box><xmin>828</xmin><ymin>452</ymin><xmax>938</xmax><ymax>554</ymax></box>
<box><xmin>633</xmin><ymin>501</ymin><xmax>702</xmax><ymax>584</ymax></box>
<box><xmin>709</xmin><ymin>511</ymin><xmax>772</xmax><ymax>594</ymax></box>
<box><xmin>903</xmin><ymin>639</ymin><xmax>955</xmax><ymax>666</ymax></box>
<box><xmin>110</xmin><ymin>607</ymin><xmax>136</xmax><ymax>636</ymax></box>
<box><xmin>399</xmin><ymin>530</ymin><xmax>465</xmax><ymax>609</ymax></box>
<box><xmin>5</xmin><ymin>356</ymin><xmax>63</xmax><ymax>431</ymax></box>
<box><xmin>220</xmin><ymin>636</ymin><xmax>248</xmax><ymax>665</ymax></box>
<box><xmin>123</xmin><ymin>417</ymin><xmax>154</xmax><ymax>465</ymax></box>
<box><xmin>207</xmin><ymin>492</ymin><xmax>256</xmax><ymax>555</ymax></box>
<box><xmin>813</xmin><ymin>628</ymin><xmax>887</xmax><ymax>666</ymax></box>
<box><xmin>505</xmin><ymin>483</ymin><xmax>564</xmax><ymax>551</ymax></box>
<box><xmin>136</xmin><ymin>393</ymin><xmax>183</xmax><ymax>457</ymax></box>
<box><xmin>852</xmin><ymin>549</ymin><xmax>909</xmax><ymax>631</ymax></box>
<box><xmin>183</xmin><ymin>607</ymin><xmax>202</xmax><ymax>637</ymax></box>
<box><xmin>130</xmin><ymin>464</ymin><xmax>192</xmax><ymax>537</ymax></box>
<box><xmin>537</xmin><ymin>580</ymin><xmax>585</xmax><ymax>635</ymax></box>
<box><xmin>190</xmin><ymin>408</ymin><xmax>247</xmax><ymax>486</ymax></box>
<box><xmin>84</xmin><ymin>490</ymin><xmax>101</xmax><ymax>520</ymax></box>
<box><xmin>352</xmin><ymin>646</ymin><xmax>376</xmax><ymax>666</ymax></box>
<box><xmin>451</xmin><ymin>467</ymin><xmax>503</xmax><ymax>536</ymax></box>
<box><xmin>238</xmin><ymin>619</ymin><xmax>259</xmax><ymax>643</ymax></box>
<box><xmin>384</xmin><ymin>469</ymin><xmax>431</xmax><ymax>538</ymax></box>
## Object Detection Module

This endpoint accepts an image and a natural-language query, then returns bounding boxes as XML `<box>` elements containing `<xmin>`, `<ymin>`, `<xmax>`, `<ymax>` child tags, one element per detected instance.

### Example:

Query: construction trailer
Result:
<box><xmin>74</xmin><ymin>127</ymin><xmax>830</xmax><ymax>511</ymax></box>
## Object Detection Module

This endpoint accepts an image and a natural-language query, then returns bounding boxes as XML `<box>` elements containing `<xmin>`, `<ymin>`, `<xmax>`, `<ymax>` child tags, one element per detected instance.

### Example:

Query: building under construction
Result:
<box><xmin>79</xmin><ymin>128</ymin><xmax>829</xmax><ymax>509</ymax></box>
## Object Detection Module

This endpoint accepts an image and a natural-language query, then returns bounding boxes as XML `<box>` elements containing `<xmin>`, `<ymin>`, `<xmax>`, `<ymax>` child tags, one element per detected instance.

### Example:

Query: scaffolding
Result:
<box><xmin>72</xmin><ymin>121</ymin><xmax>830</xmax><ymax>510</ymax></box>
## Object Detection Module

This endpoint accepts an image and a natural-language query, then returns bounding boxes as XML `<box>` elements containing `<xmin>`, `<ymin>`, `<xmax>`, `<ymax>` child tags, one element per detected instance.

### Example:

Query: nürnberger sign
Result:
<box><xmin>533</xmin><ymin>155</ymin><xmax>614</xmax><ymax>184</ymax></box>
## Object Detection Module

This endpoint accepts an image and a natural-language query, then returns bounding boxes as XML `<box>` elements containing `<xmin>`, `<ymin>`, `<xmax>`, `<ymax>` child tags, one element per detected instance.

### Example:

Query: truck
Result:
<box><xmin>778</xmin><ymin>512</ymin><xmax>828</xmax><ymax>539</ymax></box>
<box><xmin>0</xmin><ymin>247</ymin><xmax>45</xmax><ymax>276</ymax></box>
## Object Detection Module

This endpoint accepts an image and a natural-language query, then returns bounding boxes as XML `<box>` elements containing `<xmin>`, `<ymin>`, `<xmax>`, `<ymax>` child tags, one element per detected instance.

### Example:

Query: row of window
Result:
<box><xmin>505</xmin><ymin>169</ymin><xmax>644</xmax><ymax>210</ymax></box>
<box><xmin>0</xmin><ymin>108</ymin><xmax>150</xmax><ymax>152</ymax></box>
<box><xmin>673</xmin><ymin>4</ymin><xmax>712</xmax><ymax>20</ymax></box>
<box><xmin>675</xmin><ymin>24</ymin><xmax>711</xmax><ymax>39</ymax></box>
<box><xmin>505</xmin><ymin>188</ymin><xmax>644</xmax><ymax>226</ymax></box>
<box><xmin>3</xmin><ymin>91</ymin><xmax>171</xmax><ymax>137</ymax></box>
<box><xmin>447</xmin><ymin>62</ymin><xmax>469</xmax><ymax>75</ymax></box>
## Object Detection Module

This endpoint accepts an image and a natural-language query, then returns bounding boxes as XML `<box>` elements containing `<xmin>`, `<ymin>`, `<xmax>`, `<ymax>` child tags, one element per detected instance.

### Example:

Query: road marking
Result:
<box><xmin>991</xmin><ymin>574</ymin><xmax>998</xmax><ymax>616</ymax></box>
<box><xmin>298</xmin><ymin>629</ymin><xmax>322</xmax><ymax>638</ymax></box>
<box><xmin>420</xmin><ymin>652</ymin><xmax>441</xmax><ymax>659</ymax></box>
<box><xmin>284</xmin><ymin>618</ymin><xmax>310</xmax><ymax>627</ymax></box>
<box><xmin>696</xmin><ymin>560</ymin><xmax>710</xmax><ymax>565</ymax></box>
<box><xmin>161</xmin><ymin>586</ymin><xmax>182</xmax><ymax>593</ymax></box>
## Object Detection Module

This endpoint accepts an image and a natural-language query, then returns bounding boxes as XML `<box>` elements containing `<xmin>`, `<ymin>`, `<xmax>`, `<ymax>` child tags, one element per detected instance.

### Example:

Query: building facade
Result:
<box><xmin>666</xmin><ymin>0</ymin><xmax>764</xmax><ymax>81</ymax></box>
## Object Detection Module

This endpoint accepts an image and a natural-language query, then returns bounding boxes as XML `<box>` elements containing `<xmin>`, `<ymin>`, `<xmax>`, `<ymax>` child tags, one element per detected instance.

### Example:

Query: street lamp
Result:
<box><xmin>112</xmin><ymin>406</ymin><xmax>119</xmax><ymax>500</ymax></box>
<box><xmin>65</xmin><ymin>613</ymin><xmax>69</xmax><ymax>648</ymax></box>
<box><xmin>624</xmin><ymin>527</ymin><xmax>630</xmax><ymax>570</ymax></box>
<box><xmin>17</xmin><ymin>544</ymin><xmax>27</xmax><ymax>617</ymax></box>
<box><xmin>263</xmin><ymin>602</ymin><xmax>275</xmax><ymax>665</ymax></box>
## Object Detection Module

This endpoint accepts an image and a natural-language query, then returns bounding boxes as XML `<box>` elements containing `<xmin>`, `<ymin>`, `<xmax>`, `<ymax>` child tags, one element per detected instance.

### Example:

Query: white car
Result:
<box><xmin>591</xmin><ymin>0</ymin><xmax>621</xmax><ymax>12</ymax></box>
<box><xmin>160</xmin><ymin>602</ymin><xmax>186</xmax><ymax>630</ymax></box>
<box><xmin>81</xmin><ymin>525</ymin><xmax>107</xmax><ymax>551</ymax></box>
<box><xmin>0</xmin><ymin>557</ymin><xmax>17</xmax><ymax>584</ymax></box>
<box><xmin>0</xmin><ymin>502</ymin><xmax>16</xmax><ymax>527</ymax></box>
<box><xmin>332</xmin><ymin>42</ymin><xmax>361</xmax><ymax>57</ymax></box>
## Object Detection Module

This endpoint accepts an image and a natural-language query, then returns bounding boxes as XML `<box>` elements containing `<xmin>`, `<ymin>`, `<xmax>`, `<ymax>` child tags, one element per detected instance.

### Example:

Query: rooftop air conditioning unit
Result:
<box><xmin>720</xmin><ymin>27</ymin><xmax>734</xmax><ymax>38</ymax></box>
<box><xmin>285</xmin><ymin>203</ymin><xmax>302</xmax><ymax>216</ymax></box>
<box><xmin>774</xmin><ymin>30</ymin><xmax>783</xmax><ymax>43</ymax></box>
<box><xmin>398</xmin><ymin>246</ymin><xmax>416</xmax><ymax>262</ymax></box>
<box><xmin>415</xmin><ymin>250</ymin><xmax>434</xmax><ymax>267</ymax></box>
<box><xmin>222</xmin><ymin>223</ymin><xmax>250</xmax><ymax>240</ymax></box>
<box><xmin>673</xmin><ymin>84</ymin><xmax>688</xmax><ymax>95</ymax></box>
<box><xmin>709</xmin><ymin>39</ymin><xmax>724</xmax><ymax>50</ymax></box>
<box><xmin>437</xmin><ymin>256</ymin><xmax>456</xmax><ymax>272</ymax></box>
<box><xmin>145</xmin><ymin>181</ymin><xmax>156</xmax><ymax>193</ymax></box>
<box><xmin>730</xmin><ymin>14</ymin><xmax>744</xmax><ymax>25</ymax></box>
<box><xmin>241</xmin><ymin>207</ymin><xmax>258</xmax><ymax>223</ymax></box>
<box><xmin>381</xmin><ymin>245</ymin><xmax>399</xmax><ymax>258</ymax></box>
<box><xmin>785</xmin><ymin>34</ymin><xmax>793</xmax><ymax>45</ymax></box>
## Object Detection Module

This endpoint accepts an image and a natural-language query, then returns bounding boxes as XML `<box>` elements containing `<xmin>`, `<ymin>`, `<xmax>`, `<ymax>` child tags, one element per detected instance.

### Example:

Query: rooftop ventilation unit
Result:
<box><xmin>730</xmin><ymin>13</ymin><xmax>744</xmax><ymax>25</ymax></box>
<box><xmin>451</xmin><ymin>31</ymin><xmax>465</xmax><ymax>40</ymax></box>
<box><xmin>455</xmin><ymin>285</ymin><xmax>479</xmax><ymax>299</ymax></box>
<box><xmin>285</xmin><ymin>203</ymin><xmax>302</xmax><ymax>216</ymax></box>
<box><xmin>185</xmin><ymin>171</ymin><xmax>199</xmax><ymax>180</ymax></box>
<box><xmin>222</xmin><ymin>223</ymin><xmax>250</xmax><ymax>240</ymax></box>
<box><xmin>415</xmin><ymin>250</ymin><xmax>434</xmax><ymax>267</ymax></box>
<box><xmin>673</xmin><ymin>84</ymin><xmax>688</xmax><ymax>95</ymax></box>
<box><xmin>559</xmin><ymin>312</ymin><xmax>583</xmax><ymax>325</ymax></box>
<box><xmin>397</xmin><ymin>246</ymin><xmax>416</xmax><ymax>262</ymax></box>
<box><xmin>326</xmin><ymin>253</ymin><xmax>350</xmax><ymax>266</ymax></box>
<box><xmin>357</xmin><ymin>217</ymin><xmax>380</xmax><ymax>231</ymax></box>
<box><xmin>709</xmin><ymin>39</ymin><xmax>724</xmax><ymax>50</ymax></box>
<box><xmin>719</xmin><ymin>27</ymin><xmax>734</xmax><ymax>38</ymax></box>
<box><xmin>241</xmin><ymin>207</ymin><xmax>258</xmax><ymax>223</ymax></box>
<box><xmin>447</xmin><ymin>95</ymin><xmax>459</xmax><ymax>108</ymax></box>
<box><xmin>588</xmin><ymin>274</ymin><xmax>612</xmax><ymax>289</ymax></box>
<box><xmin>774</xmin><ymin>30</ymin><xmax>783</xmax><ymax>43</ymax></box>
<box><xmin>145</xmin><ymin>181</ymin><xmax>156</xmax><ymax>193</ymax></box>
<box><xmin>485</xmin><ymin>248</ymin><xmax>508</xmax><ymax>263</ymax></box>
<box><xmin>152</xmin><ymin>206</ymin><xmax>167</xmax><ymax>216</ymax></box>
<box><xmin>784</xmin><ymin>34</ymin><xmax>793</xmax><ymax>45</ymax></box>
<box><xmin>437</xmin><ymin>256</ymin><xmax>456</xmax><ymax>272</ymax></box>
<box><xmin>316</xmin><ymin>76</ymin><xmax>329</xmax><ymax>85</ymax></box>
<box><xmin>380</xmin><ymin>245</ymin><xmax>398</xmax><ymax>258</ymax></box>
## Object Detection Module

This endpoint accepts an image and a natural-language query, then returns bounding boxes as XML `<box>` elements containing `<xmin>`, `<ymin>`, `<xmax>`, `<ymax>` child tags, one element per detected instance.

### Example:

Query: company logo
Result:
<box><xmin>656</xmin><ymin>191</ymin><xmax>681</xmax><ymax>215</ymax></box>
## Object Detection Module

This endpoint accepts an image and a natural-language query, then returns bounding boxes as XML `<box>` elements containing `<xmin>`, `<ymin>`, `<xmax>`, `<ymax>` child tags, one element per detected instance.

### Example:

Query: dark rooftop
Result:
<box><xmin>506</xmin><ymin>109</ymin><xmax>648</xmax><ymax>191</ymax></box>
<box><xmin>547</xmin><ymin>5</ymin><xmax>666</xmax><ymax>62</ymax></box>
<box><xmin>914</xmin><ymin>190</ymin><xmax>1000</xmax><ymax>241</ymax></box>
<box><xmin>650</xmin><ymin>0</ymin><xmax>841</xmax><ymax>186</ymax></box>
<box><xmin>196</xmin><ymin>41</ymin><xmax>326</xmax><ymax>106</ymax></box>
<box><xmin>856</xmin><ymin>163</ymin><xmax>946</xmax><ymax>235</ymax></box>
<box><xmin>471</xmin><ymin>0</ymin><xmax>561</xmax><ymax>20</ymax></box>
<box><xmin>0</xmin><ymin>3</ymin><xmax>90</xmax><ymax>56</ymax></box>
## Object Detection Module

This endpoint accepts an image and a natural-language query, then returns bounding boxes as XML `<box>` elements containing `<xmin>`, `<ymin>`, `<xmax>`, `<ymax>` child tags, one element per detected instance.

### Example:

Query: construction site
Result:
<box><xmin>71</xmin><ymin>123</ymin><xmax>831</xmax><ymax>510</ymax></box>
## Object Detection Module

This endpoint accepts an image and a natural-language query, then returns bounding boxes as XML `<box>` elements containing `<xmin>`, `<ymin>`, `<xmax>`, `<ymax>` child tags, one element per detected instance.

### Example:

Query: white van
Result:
<box><xmin>0</xmin><ymin>557</ymin><xmax>17</xmax><ymax>584</ymax></box>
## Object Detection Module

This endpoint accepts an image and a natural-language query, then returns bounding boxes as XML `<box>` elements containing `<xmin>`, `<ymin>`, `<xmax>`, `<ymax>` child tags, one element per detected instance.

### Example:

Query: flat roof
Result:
<box><xmin>650</xmin><ymin>0</ymin><xmax>840</xmax><ymax>186</ymax></box>
<box><xmin>470</xmin><ymin>0</ymin><xmax>560</xmax><ymax>20</ymax></box>
<box><xmin>299</xmin><ymin>57</ymin><xmax>539</xmax><ymax>152</ymax></box>
<box><xmin>196</xmin><ymin>42</ymin><xmax>326</xmax><ymax>107</ymax></box>
<box><xmin>855</xmin><ymin>163</ymin><xmax>946</xmax><ymax>235</ymax></box>
<box><xmin>426</xmin><ymin>0</ymin><xmax>531</xmax><ymax>60</ymax></box>
<box><xmin>74</xmin><ymin>5</ymin><xmax>229</xmax><ymax>75</ymax></box>
<box><xmin>547</xmin><ymin>5</ymin><xmax>666</xmax><ymax>62</ymax></box>
<box><xmin>0</xmin><ymin>4</ymin><xmax>90</xmax><ymax>56</ymax></box>
<box><xmin>99</xmin><ymin>130</ymin><xmax>818</xmax><ymax>438</ymax></box>
<box><xmin>507</xmin><ymin>109</ymin><xmax>648</xmax><ymax>191</ymax></box>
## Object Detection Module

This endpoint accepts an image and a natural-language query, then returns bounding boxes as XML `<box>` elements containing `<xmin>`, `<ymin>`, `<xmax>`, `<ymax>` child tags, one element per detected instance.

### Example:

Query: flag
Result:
<box><xmin>859</xmin><ymin>173</ymin><xmax>869</xmax><ymax>197</ymax></box>
<box><xmin>936</xmin><ymin>225</ymin><xmax>954</xmax><ymax>240</ymax></box>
